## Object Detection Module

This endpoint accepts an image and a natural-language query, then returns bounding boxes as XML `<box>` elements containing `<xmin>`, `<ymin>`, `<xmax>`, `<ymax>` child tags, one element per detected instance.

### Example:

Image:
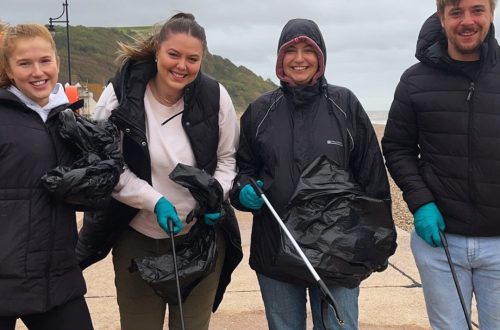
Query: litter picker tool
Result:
<box><xmin>168</xmin><ymin>218</ymin><xmax>186</xmax><ymax>330</ymax></box>
<box><xmin>250</xmin><ymin>178</ymin><xmax>344</xmax><ymax>326</ymax></box>
<box><xmin>439</xmin><ymin>231</ymin><xmax>472</xmax><ymax>330</ymax></box>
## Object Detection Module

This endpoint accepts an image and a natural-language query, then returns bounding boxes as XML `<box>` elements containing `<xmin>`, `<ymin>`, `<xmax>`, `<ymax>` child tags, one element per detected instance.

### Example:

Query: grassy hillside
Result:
<box><xmin>52</xmin><ymin>25</ymin><xmax>276</xmax><ymax>112</ymax></box>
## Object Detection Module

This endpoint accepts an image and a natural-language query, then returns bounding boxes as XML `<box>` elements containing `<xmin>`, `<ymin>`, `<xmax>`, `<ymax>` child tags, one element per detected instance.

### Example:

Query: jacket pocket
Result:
<box><xmin>0</xmin><ymin>198</ymin><xmax>29</xmax><ymax>278</ymax></box>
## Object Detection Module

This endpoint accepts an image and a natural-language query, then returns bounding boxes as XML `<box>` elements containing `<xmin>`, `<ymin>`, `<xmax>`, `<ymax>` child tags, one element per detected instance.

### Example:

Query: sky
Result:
<box><xmin>4</xmin><ymin>0</ymin><xmax>500</xmax><ymax>111</ymax></box>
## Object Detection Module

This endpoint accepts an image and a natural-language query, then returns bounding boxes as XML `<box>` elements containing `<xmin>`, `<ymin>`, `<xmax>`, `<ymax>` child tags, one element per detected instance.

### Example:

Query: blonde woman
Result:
<box><xmin>0</xmin><ymin>23</ymin><xmax>93</xmax><ymax>330</ymax></box>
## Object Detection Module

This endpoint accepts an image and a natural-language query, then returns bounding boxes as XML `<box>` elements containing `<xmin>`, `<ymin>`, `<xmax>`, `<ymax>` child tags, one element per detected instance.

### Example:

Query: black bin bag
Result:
<box><xmin>130</xmin><ymin>164</ymin><xmax>222</xmax><ymax>304</ymax></box>
<box><xmin>276</xmin><ymin>155</ymin><xmax>397</xmax><ymax>288</ymax></box>
<box><xmin>41</xmin><ymin>109</ymin><xmax>123</xmax><ymax>209</ymax></box>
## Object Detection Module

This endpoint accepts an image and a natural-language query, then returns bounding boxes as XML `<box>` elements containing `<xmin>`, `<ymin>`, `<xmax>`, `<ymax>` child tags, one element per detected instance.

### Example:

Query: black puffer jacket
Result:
<box><xmin>382</xmin><ymin>14</ymin><xmax>500</xmax><ymax>236</ymax></box>
<box><xmin>230</xmin><ymin>19</ymin><xmax>390</xmax><ymax>285</ymax></box>
<box><xmin>0</xmin><ymin>89</ymin><xmax>85</xmax><ymax>316</ymax></box>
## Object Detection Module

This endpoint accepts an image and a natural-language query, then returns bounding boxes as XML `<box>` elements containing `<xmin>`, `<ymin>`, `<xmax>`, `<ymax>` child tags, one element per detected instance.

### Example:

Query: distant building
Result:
<box><xmin>65</xmin><ymin>82</ymin><xmax>97</xmax><ymax>118</ymax></box>
<box><xmin>87</xmin><ymin>83</ymin><xmax>105</xmax><ymax>102</ymax></box>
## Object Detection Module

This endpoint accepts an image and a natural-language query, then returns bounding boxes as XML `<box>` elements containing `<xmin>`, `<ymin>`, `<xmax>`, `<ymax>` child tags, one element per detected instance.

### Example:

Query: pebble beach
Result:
<box><xmin>372</xmin><ymin>123</ymin><xmax>414</xmax><ymax>232</ymax></box>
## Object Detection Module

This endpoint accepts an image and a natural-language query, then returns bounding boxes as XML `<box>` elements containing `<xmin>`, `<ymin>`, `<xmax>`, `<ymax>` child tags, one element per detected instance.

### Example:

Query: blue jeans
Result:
<box><xmin>257</xmin><ymin>273</ymin><xmax>359</xmax><ymax>330</ymax></box>
<box><xmin>411</xmin><ymin>231</ymin><xmax>500</xmax><ymax>330</ymax></box>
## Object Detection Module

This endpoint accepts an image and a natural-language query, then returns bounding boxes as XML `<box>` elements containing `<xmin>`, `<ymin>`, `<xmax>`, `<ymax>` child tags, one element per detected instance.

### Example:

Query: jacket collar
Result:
<box><xmin>0</xmin><ymin>86</ymin><xmax>69</xmax><ymax>122</ymax></box>
<box><xmin>112</xmin><ymin>58</ymin><xmax>203</xmax><ymax>129</ymax></box>
<box><xmin>281</xmin><ymin>77</ymin><xmax>323</xmax><ymax>108</ymax></box>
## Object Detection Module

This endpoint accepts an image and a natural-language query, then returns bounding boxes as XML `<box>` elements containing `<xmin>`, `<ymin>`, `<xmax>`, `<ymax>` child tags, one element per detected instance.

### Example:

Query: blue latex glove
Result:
<box><xmin>413</xmin><ymin>202</ymin><xmax>446</xmax><ymax>247</ymax></box>
<box><xmin>155</xmin><ymin>197</ymin><xmax>183</xmax><ymax>235</ymax></box>
<box><xmin>204</xmin><ymin>212</ymin><xmax>222</xmax><ymax>225</ymax></box>
<box><xmin>239</xmin><ymin>180</ymin><xmax>264</xmax><ymax>210</ymax></box>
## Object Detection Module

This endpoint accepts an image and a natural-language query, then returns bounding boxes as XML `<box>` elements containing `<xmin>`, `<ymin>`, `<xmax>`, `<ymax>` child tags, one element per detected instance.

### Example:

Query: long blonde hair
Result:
<box><xmin>116</xmin><ymin>12</ymin><xmax>207</xmax><ymax>67</ymax></box>
<box><xmin>0</xmin><ymin>23</ymin><xmax>58</xmax><ymax>88</ymax></box>
<box><xmin>0</xmin><ymin>21</ymin><xmax>7</xmax><ymax>38</ymax></box>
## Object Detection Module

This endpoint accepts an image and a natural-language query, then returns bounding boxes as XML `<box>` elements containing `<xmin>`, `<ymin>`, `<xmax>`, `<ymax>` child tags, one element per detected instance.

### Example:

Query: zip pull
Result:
<box><xmin>467</xmin><ymin>82</ymin><xmax>475</xmax><ymax>101</ymax></box>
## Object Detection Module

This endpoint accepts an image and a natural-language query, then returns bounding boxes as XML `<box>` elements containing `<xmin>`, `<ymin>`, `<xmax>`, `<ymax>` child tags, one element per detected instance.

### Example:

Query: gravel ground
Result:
<box><xmin>389</xmin><ymin>176</ymin><xmax>414</xmax><ymax>232</ymax></box>
<box><xmin>373</xmin><ymin>124</ymin><xmax>414</xmax><ymax>232</ymax></box>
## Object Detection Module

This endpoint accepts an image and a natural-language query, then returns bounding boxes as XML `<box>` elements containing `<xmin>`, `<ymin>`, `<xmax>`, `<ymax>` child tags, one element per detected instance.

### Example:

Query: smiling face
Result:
<box><xmin>154</xmin><ymin>32</ymin><xmax>203</xmax><ymax>98</ymax></box>
<box><xmin>6</xmin><ymin>36</ymin><xmax>59</xmax><ymax>107</ymax></box>
<box><xmin>439</xmin><ymin>0</ymin><xmax>494</xmax><ymax>61</ymax></box>
<box><xmin>282</xmin><ymin>41</ymin><xmax>319</xmax><ymax>86</ymax></box>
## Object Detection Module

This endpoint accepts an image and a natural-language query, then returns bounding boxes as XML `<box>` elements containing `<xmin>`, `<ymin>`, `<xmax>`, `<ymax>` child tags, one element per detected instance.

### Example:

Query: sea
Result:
<box><xmin>367</xmin><ymin>110</ymin><xmax>388</xmax><ymax>125</ymax></box>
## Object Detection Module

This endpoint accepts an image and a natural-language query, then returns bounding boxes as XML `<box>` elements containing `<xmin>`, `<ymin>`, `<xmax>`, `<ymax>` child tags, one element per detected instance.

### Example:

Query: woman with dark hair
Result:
<box><xmin>79</xmin><ymin>13</ymin><xmax>242</xmax><ymax>330</ymax></box>
<box><xmin>230</xmin><ymin>18</ymin><xmax>395</xmax><ymax>329</ymax></box>
<box><xmin>0</xmin><ymin>23</ymin><xmax>93</xmax><ymax>330</ymax></box>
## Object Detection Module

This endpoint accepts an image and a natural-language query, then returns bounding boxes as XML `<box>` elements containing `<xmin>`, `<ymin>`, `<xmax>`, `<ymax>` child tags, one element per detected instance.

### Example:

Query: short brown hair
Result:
<box><xmin>436</xmin><ymin>0</ymin><xmax>497</xmax><ymax>13</ymax></box>
<box><xmin>0</xmin><ymin>23</ymin><xmax>57</xmax><ymax>87</ymax></box>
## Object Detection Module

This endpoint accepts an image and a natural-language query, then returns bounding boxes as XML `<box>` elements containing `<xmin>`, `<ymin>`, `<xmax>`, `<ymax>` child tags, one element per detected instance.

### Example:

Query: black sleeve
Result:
<box><xmin>381</xmin><ymin>76</ymin><xmax>434</xmax><ymax>213</ymax></box>
<box><xmin>229</xmin><ymin>104</ymin><xmax>263</xmax><ymax>211</ymax></box>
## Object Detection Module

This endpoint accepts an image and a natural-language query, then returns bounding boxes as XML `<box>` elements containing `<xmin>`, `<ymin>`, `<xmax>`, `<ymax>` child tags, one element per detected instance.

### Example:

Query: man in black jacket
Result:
<box><xmin>382</xmin><ymin>0</ymin><xmax>500</xmax><ymax>328</ymax></box>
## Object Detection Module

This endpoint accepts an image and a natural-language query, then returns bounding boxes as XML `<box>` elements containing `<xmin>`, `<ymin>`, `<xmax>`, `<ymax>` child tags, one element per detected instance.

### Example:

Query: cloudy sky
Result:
<box><xmin>4</xmin><ymin>1</ymin><xmax>500</xmax><ymax>111</ymax></box>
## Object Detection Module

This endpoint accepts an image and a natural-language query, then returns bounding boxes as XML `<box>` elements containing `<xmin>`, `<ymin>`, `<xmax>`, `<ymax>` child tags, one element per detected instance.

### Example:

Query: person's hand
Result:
<box><xmin>204</xmin><ymin>212</ymin><xmax>222</xmax><ymax>225</ymax></box>
<box><xmin>413</xmin><ymin>202</ymin><xmax>446</xmax><ymax>247</ymax></box>
<box><xmin>155</xmin><ymin>197</ymin><xmax>183</xmax><ymax>235</ymax></box>
<box><xmin>239</xmin><ymin>180</ymin><xmax>264</xmax><ymax>210</ymax></box>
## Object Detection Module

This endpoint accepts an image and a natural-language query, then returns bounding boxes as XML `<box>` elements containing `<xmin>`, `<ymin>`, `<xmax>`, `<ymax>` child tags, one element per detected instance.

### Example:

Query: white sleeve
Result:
<box><xmin>97</xmin><ymin>82</ymin><xmax>163</xmax><ymax>211</ymax></box>
<box><xmin>111</xmin><ymin>166</ymin><xmax>163</xmax><ymax>212</ymax></box>
<box><xmin>213</xmin><ymin>84</ymin><xmax>239</xmax><ymax>200</ymax></box>
<box><xmin>93</xmin><ymin>83</ymin><xmax>118</xmax><ymax>121</ymax></box>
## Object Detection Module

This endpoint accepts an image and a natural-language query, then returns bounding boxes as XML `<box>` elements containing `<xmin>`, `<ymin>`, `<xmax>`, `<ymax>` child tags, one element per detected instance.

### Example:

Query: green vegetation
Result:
<box><xmin>53</xmin><ymin>25</ymin><xmax>276</xmax><ymax>112</ymax></box>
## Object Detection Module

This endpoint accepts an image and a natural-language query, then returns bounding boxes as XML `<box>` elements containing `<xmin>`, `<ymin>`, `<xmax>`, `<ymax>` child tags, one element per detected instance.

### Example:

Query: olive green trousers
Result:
<box><xmin>112</xmin><ymin>226</ymin><xmax>225</xmax><ymax>330</ymax></box>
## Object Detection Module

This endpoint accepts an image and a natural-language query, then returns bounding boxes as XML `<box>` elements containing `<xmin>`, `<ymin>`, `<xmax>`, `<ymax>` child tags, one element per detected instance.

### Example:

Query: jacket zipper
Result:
<box><xmin>466</xmin><ymin>81</ymin><xmax>475</xmax><ymax>204</ymax></box>
<box><xmin>466</xmin><ymin>82</ymin><xmax>475</xmax><ymax>101</ymax></box>
<box><xmin>44</xmin><ymin>118</ymin><xmax>59</xmax><ymax>310</ymax></box>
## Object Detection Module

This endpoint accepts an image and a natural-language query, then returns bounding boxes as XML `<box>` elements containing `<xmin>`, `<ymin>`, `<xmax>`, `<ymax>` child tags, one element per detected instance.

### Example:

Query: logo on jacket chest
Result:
<box><xmin>326</xmin><ymin>140</ymin><xmax>343</xmax><ymax>147</ymax></box>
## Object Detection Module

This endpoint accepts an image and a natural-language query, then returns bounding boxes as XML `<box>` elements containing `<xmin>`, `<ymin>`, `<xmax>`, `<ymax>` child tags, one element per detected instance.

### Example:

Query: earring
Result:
<box><xmin>155</xmin><ymin>58</ymin><xmax>158</xmax><ymax>63</ymax></box>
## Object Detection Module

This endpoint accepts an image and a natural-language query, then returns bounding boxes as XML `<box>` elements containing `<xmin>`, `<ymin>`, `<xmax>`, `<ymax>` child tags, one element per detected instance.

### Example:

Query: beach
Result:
<box><xmin>12</xmin><ymin>122</ymin><xmax>421</xmax><ymax>330</ymax></box>
<box><xmin>373</xmin><ymin>123</ymin><xmax>414</xmax><ymax>232</ymax></box>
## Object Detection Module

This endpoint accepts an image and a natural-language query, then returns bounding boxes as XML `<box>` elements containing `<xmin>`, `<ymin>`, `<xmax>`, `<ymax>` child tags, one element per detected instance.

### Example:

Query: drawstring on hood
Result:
<box><xmin>276</xmin><ymin>19</ymin><xmax>326</xmax><ymax>86</ymax></box>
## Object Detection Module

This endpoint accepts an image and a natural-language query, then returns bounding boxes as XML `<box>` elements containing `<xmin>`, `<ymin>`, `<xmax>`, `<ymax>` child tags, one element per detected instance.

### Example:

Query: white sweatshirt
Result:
<box><xmin>94</xmin><ymin>82</ymin><xmax>239</xmax><ymax>238</ymax></box>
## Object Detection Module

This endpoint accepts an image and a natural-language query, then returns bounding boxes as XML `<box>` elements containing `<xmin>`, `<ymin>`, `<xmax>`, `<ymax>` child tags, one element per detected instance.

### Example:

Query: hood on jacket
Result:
<box><xmin>6</xmin><ymin>83</ymin><xmax>69</xmax><ymax>122</ymax></box>
<box><xmin>276</xmin><ymin>18</ymin><xmax>326</xmax><ymax>86</ymax></box>
<box><xmin>415</xmin><ymin>12</ymin><xmax>497</xmax><ymax>68</ymax></box>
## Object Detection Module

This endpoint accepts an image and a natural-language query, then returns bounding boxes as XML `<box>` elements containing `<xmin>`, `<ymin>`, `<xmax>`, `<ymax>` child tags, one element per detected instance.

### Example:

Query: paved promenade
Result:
<box><xmin>16</xmin><ymin>211</ymin><xmax>479</xmax><ymax>329</ymax></box>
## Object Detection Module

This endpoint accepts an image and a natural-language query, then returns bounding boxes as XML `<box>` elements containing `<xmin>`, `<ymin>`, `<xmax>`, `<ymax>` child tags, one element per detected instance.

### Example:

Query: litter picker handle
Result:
<box><xmin>249</xmin><ymin>177</ymin><xmax>344</xmax><ymax>325</ymax></box>
<box><xmin>249</xmin><ymin>177</ymin><xmax>264</xmax><ymax>196</ymax></box>
<box><xmin>439</xmin><ymin>231</ymin><xmax>472</xmax><ymax>330</ymax></box>
<box><xmin>440</xmin><ymin>231</ymin><xmax>448</xmax><ymax>248</ymax></box>
<box><xmin>250</xmin><ymin>178</ymin><xmax>319</xmax><ymax>277</ymax></box>
<box><xmin>168</xmin><ymin>218</ymin><xmax>186</xmax><ymax>330</ymax></box>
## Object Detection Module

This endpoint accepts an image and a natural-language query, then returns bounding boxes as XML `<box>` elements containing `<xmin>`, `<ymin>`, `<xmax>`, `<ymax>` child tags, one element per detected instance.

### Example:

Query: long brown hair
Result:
<box><xmin>116</xmin><ymin>12</ymin><xmax>207</xmax><ymax>67</ymax></box>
